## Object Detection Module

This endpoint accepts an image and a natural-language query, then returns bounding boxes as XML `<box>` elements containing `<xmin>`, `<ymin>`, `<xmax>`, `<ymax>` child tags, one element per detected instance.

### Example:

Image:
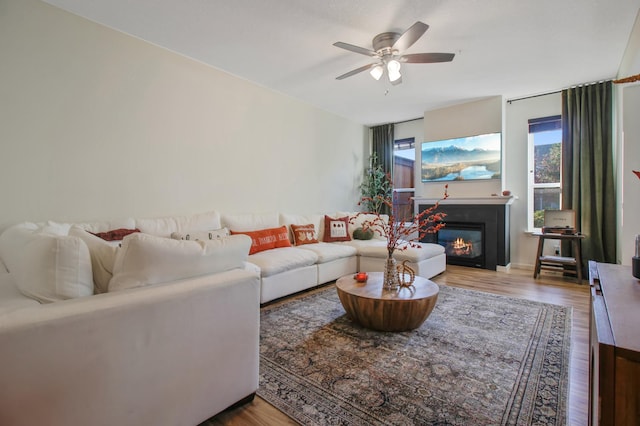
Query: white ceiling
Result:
<box><xmin>42</xmin><ymin>0</ymin><xmax>639</xmax><ymax>126</ymax></box>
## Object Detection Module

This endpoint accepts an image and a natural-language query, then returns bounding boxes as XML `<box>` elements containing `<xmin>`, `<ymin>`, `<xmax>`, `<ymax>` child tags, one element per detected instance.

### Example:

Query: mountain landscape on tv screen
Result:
<box><xmin>421</xmin><ymin>145</ymin><xmax>501</xmax><ymax>181</ymax></box>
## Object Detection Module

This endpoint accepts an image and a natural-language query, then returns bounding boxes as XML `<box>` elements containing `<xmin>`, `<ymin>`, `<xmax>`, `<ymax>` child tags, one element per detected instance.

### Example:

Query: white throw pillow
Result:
<box><xmin>69</xmin><ymin>225</ymin><xmax>118</xmax><ymax>294</ymax></box>
<box><xmin>170</xmin><ymin>227</ymin><xmax>230</xmax><ymax>241</ymax></box>
<box><xmin>108</xmin><ymin>233</ymin><xmax>252</xmax><ymax>292</ymax></box>
<box><xmin>14</xmin><ymin>231</ymin><xmax>94</xmax><ymax>303</ymax></box>
<box><xmin>0</xmin><ymin>222</ymin><xmax>39</xmax><ymax>273</ymax></box>
<box><xmin>136</xmin><ymin>211</ymin><xmax>221</xmax><ymax>237</ymax></box>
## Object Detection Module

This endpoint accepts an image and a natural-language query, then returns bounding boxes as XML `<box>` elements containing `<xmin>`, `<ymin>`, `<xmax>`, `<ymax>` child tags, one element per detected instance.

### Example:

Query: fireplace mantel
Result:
<box><xmin>413</xmin><ymin>195</ymin><xmax>517</xmax><ymax>207</ymax></box>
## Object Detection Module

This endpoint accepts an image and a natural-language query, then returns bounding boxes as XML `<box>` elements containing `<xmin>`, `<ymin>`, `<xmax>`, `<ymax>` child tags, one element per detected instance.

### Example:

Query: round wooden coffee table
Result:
<box><xmin>336</xmin><ymin>272</ymin><xmax>439</xmax><ymax>332</ymax></box>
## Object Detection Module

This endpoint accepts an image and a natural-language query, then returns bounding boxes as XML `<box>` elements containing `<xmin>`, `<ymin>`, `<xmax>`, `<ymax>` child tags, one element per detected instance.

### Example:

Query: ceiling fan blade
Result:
<box><xmin>333</xmin><ymin>41</ymin><xmax>377</xmax><ymax>57</ymax></box>
<box><xmin>399</xmin><ymin>53</ymin><xmax>455</xmax><ymax>63</ymax></box>
<box><xmin>392</xmin><ymin>21</ymin><xmax>429</xmax><ymax>52</ymax></box>
<box><xmin>336</xmin><ymin>63</ymin><xmax>375</xmax><ymax>80</ymax></box>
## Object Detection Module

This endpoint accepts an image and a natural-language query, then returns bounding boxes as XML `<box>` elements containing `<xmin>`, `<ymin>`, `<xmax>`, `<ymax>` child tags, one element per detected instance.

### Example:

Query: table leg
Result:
<box><xmin>533</xmin><ymin>236</ymin><xmax>545</xmax><ymax>278</ymax></box>
<box><xmin>573</xmin><ymin>238</ymin><xmax>583</xmax><ymax>283</ymax></box>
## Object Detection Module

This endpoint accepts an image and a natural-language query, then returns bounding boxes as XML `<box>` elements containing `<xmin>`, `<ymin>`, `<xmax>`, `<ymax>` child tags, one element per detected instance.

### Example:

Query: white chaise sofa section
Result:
<box><xmin>0</xmin><ymin>216</ymin><xmax>260</xmax><ymax>426</ymax></box>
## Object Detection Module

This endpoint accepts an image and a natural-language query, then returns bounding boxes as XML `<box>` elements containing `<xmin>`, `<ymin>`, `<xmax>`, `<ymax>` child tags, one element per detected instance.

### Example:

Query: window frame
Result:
<box><xmin>527</xmin><ymin>115</ymin><xmax>562</xmax><ymax>231</ymax></box>
<box><xmin>393</xmin><ymin>137</ymin><xmax>416</xmax><ymax>221</ymax></box>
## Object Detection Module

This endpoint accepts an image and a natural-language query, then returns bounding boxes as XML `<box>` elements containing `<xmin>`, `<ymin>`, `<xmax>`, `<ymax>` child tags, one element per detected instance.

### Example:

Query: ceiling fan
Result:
<box><xmin>333</xmin><ymin>21</ymin><xmax>454</xmax><ymax>85</ymax></box>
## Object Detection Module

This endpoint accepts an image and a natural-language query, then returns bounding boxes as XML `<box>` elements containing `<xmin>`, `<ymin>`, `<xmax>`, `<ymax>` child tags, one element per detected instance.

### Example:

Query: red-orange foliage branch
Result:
<box><xmin>352</xmin><ymin>184</ymin><xmax>449</xmax><ymax>257</ymax></box>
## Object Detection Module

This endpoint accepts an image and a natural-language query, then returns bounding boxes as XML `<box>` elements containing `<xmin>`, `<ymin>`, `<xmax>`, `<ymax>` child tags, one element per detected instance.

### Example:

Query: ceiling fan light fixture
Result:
<box><xmin>386</xmin><ymin>59</ymin><xmax>401</xmax><ymax>74</ymax></box>
<box><xmin>386</xmin><ymin>59</ymin><xmax>401</xmax><ymax>82</ymax></box>
<box><xmin>388</xmin><ymin>70</ymin><xmax>402</xmax><ymax>82</ymax></box>
<box><xmin>370</xmin><ymin>65</ymin><xmax>383</xmax><ymax>80</ymax></box>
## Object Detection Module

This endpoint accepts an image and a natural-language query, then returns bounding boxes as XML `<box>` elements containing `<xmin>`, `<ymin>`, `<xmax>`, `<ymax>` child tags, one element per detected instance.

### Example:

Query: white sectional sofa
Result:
<box><xmin>0</xmin><ymin>209</ymin><xmax>445</xmax><ymax>425</ymax></box>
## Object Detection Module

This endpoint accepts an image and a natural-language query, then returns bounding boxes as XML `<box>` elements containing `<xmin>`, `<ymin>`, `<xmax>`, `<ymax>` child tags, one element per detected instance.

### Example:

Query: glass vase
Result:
<box><xmin>383</xmin><ymin>256</ymin><xmax>400</xmax><ymax>291</ymax></box>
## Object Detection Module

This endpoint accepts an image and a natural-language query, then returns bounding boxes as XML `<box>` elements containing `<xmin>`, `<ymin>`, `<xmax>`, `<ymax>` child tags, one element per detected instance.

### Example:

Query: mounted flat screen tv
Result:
<box><xmin>421</xmin><ymin>132</ymin><xmax>502</xmax><ymax>182</ymax></box>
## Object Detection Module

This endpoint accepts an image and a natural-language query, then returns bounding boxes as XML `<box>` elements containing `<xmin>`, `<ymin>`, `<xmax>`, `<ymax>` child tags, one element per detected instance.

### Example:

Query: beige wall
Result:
<box><xmin>0</xmin><ymin>0</ymin><xmax>367</xmax><ymax>226</ymax></box>
<box><xmin>420</xmin><ymin>96</ymin><xmax>503</xmax><ymax>199</ymax></box>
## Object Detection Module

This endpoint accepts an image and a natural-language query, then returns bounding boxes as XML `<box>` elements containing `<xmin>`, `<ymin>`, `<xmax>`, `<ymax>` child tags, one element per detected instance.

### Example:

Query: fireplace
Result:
<box><xmin>436</xmin><ymin>222</ymin><xmax>485</xmax><ymax>268</ymax></box>
<box><xmin>417</xmin><ymin>199</ymin><xmax>511</xmax><ymax>271</ymax></box>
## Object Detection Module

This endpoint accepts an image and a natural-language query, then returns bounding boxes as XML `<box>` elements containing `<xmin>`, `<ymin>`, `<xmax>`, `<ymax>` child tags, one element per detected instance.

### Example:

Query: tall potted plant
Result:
<box><xmin>359</xmin><ymin>153</ymin><xmax>392</xmax><ymax>214</ymax></box>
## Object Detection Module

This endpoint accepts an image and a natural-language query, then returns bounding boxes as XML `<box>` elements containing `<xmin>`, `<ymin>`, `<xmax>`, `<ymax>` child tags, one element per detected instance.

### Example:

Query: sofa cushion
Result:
<box><xmin>69</xmin><ymin>225</ymin><xmax>118</xmax><ymax>294</ymax></box>
<box><xmin>279</xmin><ymin>213</ymin><xmax>324</xmax><ymax>241</ymax></box>
<box><xmin>247</xmin><ymin>247</ymin><xmax>318</xmax><ymax>277</ymax></box>
<box><xmin>170</xmin><ymin>227</ymin><xmax>230</xmax><ymax>241</ymax></box>
<box><xmin>290</xmin><ymin>224</ymin><xmax>319</xmax><ymax>246</ymax></box>
<box><xmin>222</xmin><ymin>212</ymin><xmax>280</xmax><ymax>232</ymax></box>
<box><xmin>296</xmin><ymin>242</ymin><xmax>357</xmax><ymax>263</ymax></box>
<box><xmin>340</xmin><ymin>239</ymin><xmax>389</xmax><ymax>251</ymax></box>
<box><xmin>231</xmin><ymin>226</ymin><xmax>291</xmax><ymax>255</ymax></box>
<box><xmin>109</xmin><ymin>233</ymin><xmax>251</xmax><ymax>292</ymax></box>
<box><xmin>136</xmin><ymin>211</ymin><xmax>222</xmax><ymax>238</ymax></box>
<box><xmin>322</xmin><ymin>215</ymin><xmax>351</xmax><ymax>243</ymax></box>
<box><xmin>5</xmin><ymin>227</ymin><xmax>94</xmax><ymax>303</ymax></box>
<box><xmin>357</xmin><ymin>241</ymin><xmax>445</xmax><ymax>261</ymax></box>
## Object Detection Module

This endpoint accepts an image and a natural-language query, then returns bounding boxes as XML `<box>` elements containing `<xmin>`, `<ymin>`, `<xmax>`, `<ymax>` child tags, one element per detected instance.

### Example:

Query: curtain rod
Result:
<box><xmin>507</xmin><ymin>91</ymin><xmax>561</xmax><ymax>104</ymax></box>
<box><xmin>394</xmin><ymin>116</ymin><xmax>423</xmax><ymax>125</ymax></box>
<box><xmin>506</xmin><ymin>78</ymin><xmax>613</xmax><ymax>104</ymax></box>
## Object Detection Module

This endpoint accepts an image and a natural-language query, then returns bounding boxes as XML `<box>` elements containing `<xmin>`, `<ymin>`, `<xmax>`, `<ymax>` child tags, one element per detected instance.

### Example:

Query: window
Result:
<box><xmin>393</xmin><ymin>137</ymin><xmax>415</xmax><ymax>221</ymax></box>
<box><xmin>528</xmin><ymin>116</ymin><xmax>562</xmax><ymax>230</ymax></box>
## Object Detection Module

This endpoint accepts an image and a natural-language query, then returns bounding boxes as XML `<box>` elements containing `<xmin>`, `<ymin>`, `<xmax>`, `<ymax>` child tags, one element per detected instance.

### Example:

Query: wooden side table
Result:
<box><xmin>335</xmin><ymin>272</ymin><xmax>439</xmax><ymax>332</ymax></box>
<box><xmin>533</xmin><ymin>232</ymin><xmax>585</xmax><ymax>282</ymax></box>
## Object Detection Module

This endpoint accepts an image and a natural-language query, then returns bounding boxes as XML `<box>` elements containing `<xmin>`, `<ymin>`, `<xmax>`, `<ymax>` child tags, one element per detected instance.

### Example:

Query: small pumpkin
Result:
<box><xmin>353</xmin><ymin>227</ymin><xmax>374</xmax><ymax>240</ymax></box>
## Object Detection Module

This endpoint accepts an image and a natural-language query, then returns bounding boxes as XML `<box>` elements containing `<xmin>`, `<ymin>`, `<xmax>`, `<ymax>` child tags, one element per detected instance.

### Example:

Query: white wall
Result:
<box><xmin>505</xmin><ymin>93</ymin><xmax>562</xmax><ymax>268</ymax></box>
<box><xmin>0</xmin><ymin>0</ymin><xmax>367</xmax><ymax>226</ymax></box>
<box><xmin>420</xmin><ymin>96</ymin><xmax>503</xmax><ymax>199</ymax></box>
<box><xmin>619</xmin><ymin>85</ymin><xmax>640</xmax><ymax>264</ymax></box>
<box><xmin>617</xmin><ymin>9</ymin><xmax>640</xmax><ymax>265</ymax></box>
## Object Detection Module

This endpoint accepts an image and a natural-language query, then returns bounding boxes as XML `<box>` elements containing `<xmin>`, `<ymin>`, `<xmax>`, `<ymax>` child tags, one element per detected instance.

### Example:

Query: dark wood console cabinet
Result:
<box><xmin>589</xmin><ymin>261</ymin><xmax>640</xmax><ymax>425</ymax></box>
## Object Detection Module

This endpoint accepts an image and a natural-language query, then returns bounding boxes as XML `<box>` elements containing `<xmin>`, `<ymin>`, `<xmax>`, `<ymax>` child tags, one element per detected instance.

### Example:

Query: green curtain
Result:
<box><xmin>371</xmin><ymin>124</ymin><xmax>394</xmax><ymax>214</ymax></box>
<box><xmin>561</xmin><ymin>81</ymin><xmax>616</xmax><ymax>269</ymax></box>
<box><xmin>371</xmin><ymin>124</ymin><xmax>394</xmax><ymax>177</ymax></box>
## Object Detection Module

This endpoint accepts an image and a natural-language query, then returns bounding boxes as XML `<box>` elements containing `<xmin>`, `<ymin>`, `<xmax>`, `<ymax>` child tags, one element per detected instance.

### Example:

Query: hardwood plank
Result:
<box><xmin>206</xmin><ymin>265</ymin><xmax>590</xmax><ymax>426</ymax></box>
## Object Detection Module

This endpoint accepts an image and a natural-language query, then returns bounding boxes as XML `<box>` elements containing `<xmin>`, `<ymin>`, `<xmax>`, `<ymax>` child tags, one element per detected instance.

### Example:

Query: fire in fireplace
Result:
<box><xmin>436</xmin><ymin>222</ymin><xmax>485</xmax><ymax>268</ymax></box>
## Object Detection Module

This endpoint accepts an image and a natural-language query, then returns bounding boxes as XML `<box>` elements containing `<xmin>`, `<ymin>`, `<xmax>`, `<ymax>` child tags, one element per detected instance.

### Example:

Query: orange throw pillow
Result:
<box><xmin>291</xmin><ymin>224</ymin><xmax>318</xmax><ymax>246</ymax></box>
<box><xmin>322</xmin><ymin>216</ymin><xmax>351</xmax><ymax>242</ymax></box>
<box><xmin>231</xmin><ymin>225</ymin><xmax>291</xmax><ymax>255</ymax></box>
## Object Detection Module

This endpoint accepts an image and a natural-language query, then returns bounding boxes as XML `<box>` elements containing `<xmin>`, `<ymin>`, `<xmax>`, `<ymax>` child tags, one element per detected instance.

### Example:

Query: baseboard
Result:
<box><xmin>508</xmin><ymin>263</ymin><xmax>535</xmax><ymax>271</ymax></box>
<box><xmin>496</xmin><ymin>263</ymin><xmax>511</xmax><ymax>272</ymax></box>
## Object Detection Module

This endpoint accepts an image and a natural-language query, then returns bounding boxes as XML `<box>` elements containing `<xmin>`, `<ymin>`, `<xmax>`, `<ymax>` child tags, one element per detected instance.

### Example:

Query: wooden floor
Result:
<box><xmin>207</xmin><ymin>265</ymin><xmax>591</xmax><ymax>426</ymax></box>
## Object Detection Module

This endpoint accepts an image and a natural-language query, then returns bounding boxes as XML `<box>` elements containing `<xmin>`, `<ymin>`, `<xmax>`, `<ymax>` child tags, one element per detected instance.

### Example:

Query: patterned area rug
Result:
<box><xmin>258</xmin><ymin>284</ymin><xmax>571</xmax><ymax>425</ymax></box>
